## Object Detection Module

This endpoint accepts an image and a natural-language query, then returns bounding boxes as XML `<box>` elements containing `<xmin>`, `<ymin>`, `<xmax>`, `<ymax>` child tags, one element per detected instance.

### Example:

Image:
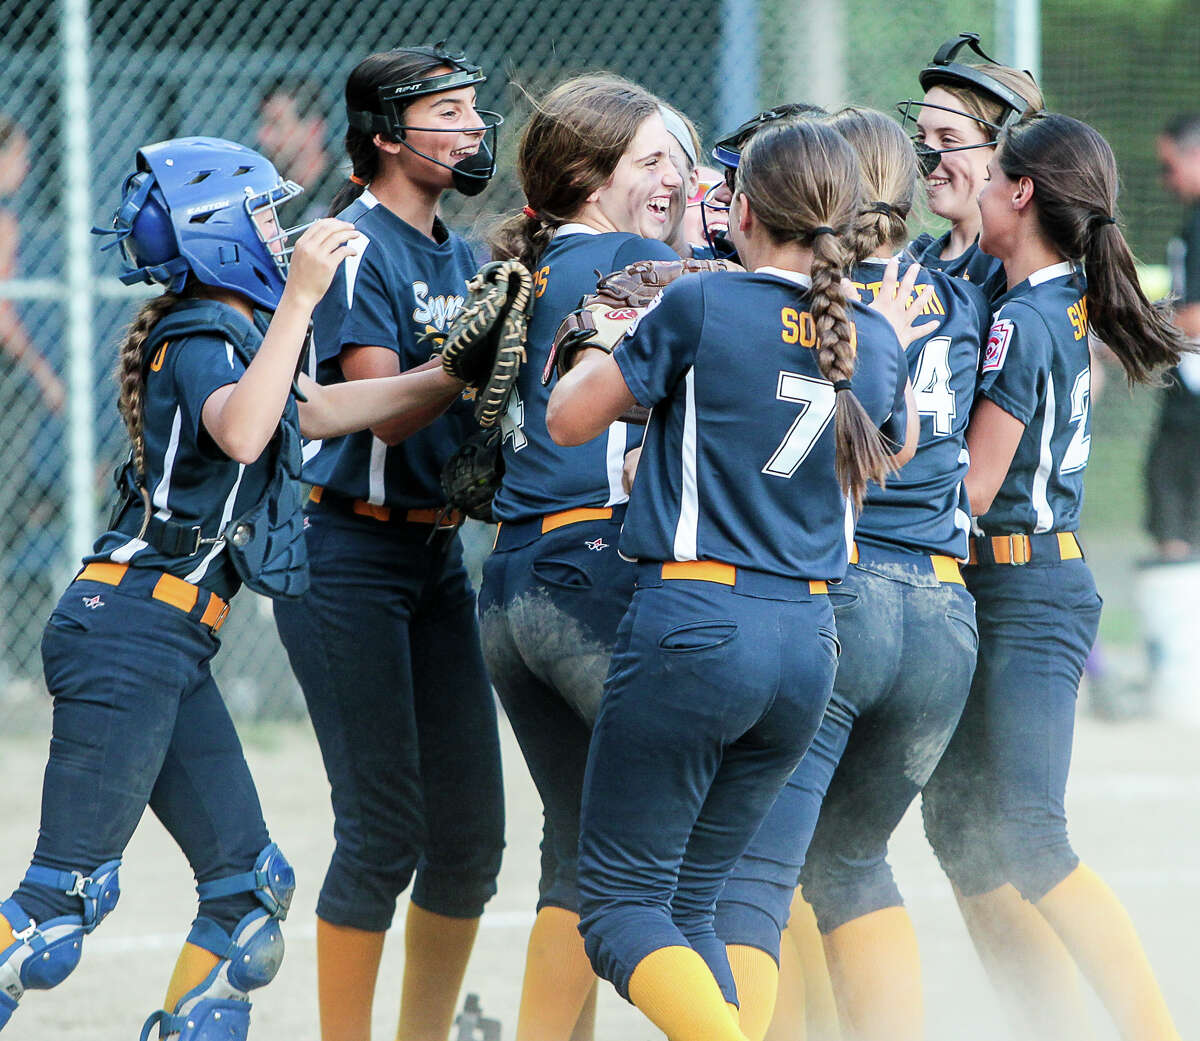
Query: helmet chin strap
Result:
<box><xmin>393</xmin><ymin>123</ymin><xmax>498</xmax><ymax>198</ymax></box>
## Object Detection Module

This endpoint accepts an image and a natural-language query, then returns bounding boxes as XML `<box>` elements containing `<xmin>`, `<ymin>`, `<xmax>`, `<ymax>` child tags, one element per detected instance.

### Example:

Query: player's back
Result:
<box><xmin>492</xmin><ymin>228</ymin><xmax>677</xmax><ymax>522</ymax></box>
<box><xmin>616</xmin><ymin>269</ymin><xmax>906</xmax><ymax>580</ymax></box>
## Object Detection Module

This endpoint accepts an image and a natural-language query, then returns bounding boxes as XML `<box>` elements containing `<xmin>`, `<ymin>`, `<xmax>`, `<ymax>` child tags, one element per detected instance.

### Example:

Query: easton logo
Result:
<box><xmin>604</xmin><ymin>308</ymin><xmax>639</xmax><ymax>322</ymax></box>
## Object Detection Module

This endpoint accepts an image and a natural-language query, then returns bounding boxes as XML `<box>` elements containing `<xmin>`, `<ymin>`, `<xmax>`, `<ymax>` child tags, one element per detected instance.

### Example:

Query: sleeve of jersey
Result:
<box><xmin>613</xmin><ymin>278</ymin><xmax>703</xmax><ymax>408</ymax></box>
<box><xmin>611</xmin><ymin>236</ymin><xmax>680</xmax><ymax>267</ymax></box>
<box><xmin>975</xmin><ymin>302</ymin><xmax>1051</xmax><ymax>426</ymax></box>
<box><xmin>336</xmin><ymin>242</ymin><xmax>403</xmax><ymax>354</ymax></box>
<box><xmin>169</xmin><ymin>333</ymin><xmax>247</xmax><ymax>441</ymax></box>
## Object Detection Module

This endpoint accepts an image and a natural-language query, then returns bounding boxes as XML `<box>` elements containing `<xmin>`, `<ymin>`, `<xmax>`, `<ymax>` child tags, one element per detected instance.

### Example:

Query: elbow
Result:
<box><xmin>545</xmin><ymin>395</ymin><xmax>587</xmax><ymax>446</ymax></box>
<box><xmin>892</xmin><ymin>440</ymin><xmax>918</xmax><ymax>470</ymax></box>
<box><xmin>223</xmin><ymin>437</ymin><xmax>269</xmax><ymax>467</ymax></box>
<box><xmin>965</xmin><ymin>478</ymin><xmax>995</xmax><ymax>519</ymax></box>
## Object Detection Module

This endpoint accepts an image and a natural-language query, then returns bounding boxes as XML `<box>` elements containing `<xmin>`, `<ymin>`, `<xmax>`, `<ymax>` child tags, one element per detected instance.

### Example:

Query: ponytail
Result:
<box><xmin>115</xmin><ymin>291</ymin><xmax>181</xmax><ymax>483</ymax></box>
<box><xmin>808</xmin><ymin>228</ymin><xmax>896</xmax><ymax>507</ymax></box>
<box><xmin>739</xmin><ymin>120</ymin><xmax>898</xmax><ymax>506</ymax></box>
<box><xmin>490</xmin><ymin>209</ymin><xmax>556</xmax><ymax>270</ymax></box>
<box><xmin>999</xmin><ymin>112</ymin><xmax>1186</xmax><ymax>385</ymax></box>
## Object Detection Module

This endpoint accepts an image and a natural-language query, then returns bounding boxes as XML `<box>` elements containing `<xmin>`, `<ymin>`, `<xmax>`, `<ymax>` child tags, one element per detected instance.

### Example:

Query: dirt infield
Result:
<box><xmin>2</xmin><ymin>701</ymin><xmax>1196</xmax><ymax>1040</ymax></box>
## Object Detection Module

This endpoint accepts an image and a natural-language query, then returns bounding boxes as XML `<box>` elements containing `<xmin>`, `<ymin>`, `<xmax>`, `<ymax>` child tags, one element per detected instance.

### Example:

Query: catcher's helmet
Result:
<box><xmin>93</xmin><ymin>137</ymin><xmax>305</xmax><ymax>312</ymax></box>
<box><xmin>898</xmin><ymin>33</ymin><xmax>1038</xmax><ymax>178</ymax></box>
<box><xmin>346</xmin><ymin>43</ymin><xmax>502</xmax><ymax>197</ymax></box>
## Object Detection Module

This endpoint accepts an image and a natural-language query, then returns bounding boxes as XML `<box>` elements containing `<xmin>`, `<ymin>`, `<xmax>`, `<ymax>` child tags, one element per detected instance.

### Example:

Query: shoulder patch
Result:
<box><xmin>982</xmin><ymin>318</ymin><xmax>1014</xmax><ymax>373</ymax></box>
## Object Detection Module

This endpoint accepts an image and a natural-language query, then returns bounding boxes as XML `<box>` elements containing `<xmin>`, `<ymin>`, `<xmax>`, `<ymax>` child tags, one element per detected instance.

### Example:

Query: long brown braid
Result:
<box><xmin>738</xmin><ymin>120</ymin><xmax>897</xmax><ymax>507</ymax></box>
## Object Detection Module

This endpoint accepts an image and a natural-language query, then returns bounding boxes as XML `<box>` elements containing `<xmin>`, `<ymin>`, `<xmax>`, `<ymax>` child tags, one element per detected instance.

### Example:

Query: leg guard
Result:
<box><xmin>0</xmin><ymin>860</ymin><xmax>121</xmax><ymax>1028</ymax></box>
<box><xmin>139</xmin><ymin>844</ymin><xmax>293</xmax><ymax>1041</ymax></box>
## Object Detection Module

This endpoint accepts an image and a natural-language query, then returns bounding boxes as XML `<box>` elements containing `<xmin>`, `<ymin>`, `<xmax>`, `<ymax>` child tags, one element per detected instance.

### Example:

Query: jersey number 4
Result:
<box><xmin>763</xmin><ymin>372</ymin><xmax>837</xmax><ymax>478</ymax></box>
<box><xmin>912</xmin><ymin>335</ymin><xmax>956</xmax><ymax>435</ymax></box>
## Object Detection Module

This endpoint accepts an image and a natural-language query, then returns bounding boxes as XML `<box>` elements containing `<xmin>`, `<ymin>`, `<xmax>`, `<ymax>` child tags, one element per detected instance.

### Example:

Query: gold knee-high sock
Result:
<box><xmin>769</xmin><ymin>890</ymin><xmax>840</xmax><ymax>1041</ymax></box>
<box><xmin>317</xmin><ymin>917</ymin><xmax>386</xmax><ymax>1041</ymax></box>
<box><xmin>821</xmin><ymin>907</ymin><xmax>921</xmax><ymax>1041</ymax></box>
<box><xmin>163</xmin><ymin>942</ymin><xmax>221</xmax><ymax>1013</ymax></box>
<box><xmin>726</xmin><ymin>944</ymin><xmax>779</xmax><ymax>1041</ymax></box>
<box><xmin>627</xmin><ymin>945</ymin><xmax>751</xmax><ymax>1041</ymax></box>
<box><xmin>765</xmin><ymin>926</ymin><xmax>808</xmax><ymax>1041</ymax></box>
<box><xmin>515</xmin><ymin>906</ymin><xmax>597</xmax><ymax>1041</ymax></box>
<box><xmin>0</xmin><ymin>912</ymin><xmax>14</xmax><ymax>951</ymax></box>
<box><xmin>396</xmin><ymin>905</ymin><xmax>480</xmax><ymax>1041</ymax></box>
<box><xmin>956</xmin><ymin>884</ymin><xmax>1095</xmax><ymax>1041</ymax></box>
<box><xmin>1037</xmin><ymin>863</ymin><xmax>1180</xmax><ymax>1041</ymax></box>
<box><xmin>568</xmin><ymin>979</ymin><xmax>598</xmax><ymax>1041</ymax></box>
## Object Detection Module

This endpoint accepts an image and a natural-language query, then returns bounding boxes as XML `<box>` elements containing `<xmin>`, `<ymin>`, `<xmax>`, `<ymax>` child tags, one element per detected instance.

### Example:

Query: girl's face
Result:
<box><xmin>394</xmin><ymin>75</ymin><xmax>486</xmax><ymax>188</ymax></box>
<box><xmin>916</xmin><ymin>86</ymin><xmax>994</xmax><ymax>227</ymax></box>
<box><xmin>589</xmin><ymin>112</ymin><xmax>682</xmax><ymax>239</ymax></box>
<box><xmin>977</xmin><ymin>150</ymin><xmax>1019</xmax><ymax>261</ymax></box>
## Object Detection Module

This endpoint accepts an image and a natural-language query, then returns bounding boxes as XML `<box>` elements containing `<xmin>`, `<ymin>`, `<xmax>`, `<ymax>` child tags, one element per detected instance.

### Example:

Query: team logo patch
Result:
<box><xmin>983</xmin><ymin>318</ymin><xmax>1015</xmax><ymax>373</ymax></box>
<box><xmin>585</xmin><ymin>537</ymin><xmax>608</xmax><ymax>552</ymax></box>
<box><xmin>82</xmin><ymin>594</ymin><xmax>105</xmax><ymax>610</ymax></box>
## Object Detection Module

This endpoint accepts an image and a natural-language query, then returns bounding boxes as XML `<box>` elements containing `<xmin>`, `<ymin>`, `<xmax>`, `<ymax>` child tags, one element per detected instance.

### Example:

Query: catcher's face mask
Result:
<box><xmin>347</xmin><ymin>44</ymin><xmax>503</xmax><ymax>197</ymax></box>
<box><xmin>897</xmin><ymin>32</ymin><xmax>1033</xmax><ymax>179</ymax></box>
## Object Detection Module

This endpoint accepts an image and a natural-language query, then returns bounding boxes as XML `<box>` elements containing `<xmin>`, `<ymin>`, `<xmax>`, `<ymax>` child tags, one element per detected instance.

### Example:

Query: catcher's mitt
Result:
<box><xmin>441</xmin><ymin>259</ymin><xmax>533</xmax><ymax>428</ymax></box>
<box><xmin>440</xmin><ymin>428</ymin><xmax>504</xmax><ymax>523</ymax></box>
<box><xmin>542</xmin><ymin>257</ymin><xmax>743</xmax><ymax>387</ymax></box>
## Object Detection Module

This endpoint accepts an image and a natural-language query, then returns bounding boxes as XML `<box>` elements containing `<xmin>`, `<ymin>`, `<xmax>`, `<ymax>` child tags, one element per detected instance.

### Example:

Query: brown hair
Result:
<box><xmin>489</xmin><ymin>74</ymin><xmax>660</xmax><ymax>270</ymax></box>
<box><xmin>115</xmin><ymin>291</ymin><xmax>182</xmax><ymax>487</ymax></box>
<box><xmin>738</xmin><ymin>119</ymin><xmax>895</xmax><ymax>507</ymax></box>
<box><xmin>937</xmin><ymin>64</ymin><xmax>1043</xmax><ymax>138</ymax></box>
<box><xmin>999</xmin><ymin>112</ymin><xmax>1186</xmax><ymax>385</ymax></box>
<box><xmin>828</xmin><ymin>107</ymin><xmax>916</xmax><ymax>260</ymax></box>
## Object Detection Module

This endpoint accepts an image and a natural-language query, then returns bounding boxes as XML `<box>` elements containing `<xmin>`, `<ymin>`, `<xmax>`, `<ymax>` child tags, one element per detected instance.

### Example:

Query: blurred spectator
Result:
<box><xmin>256</xmin><ymin>77</ymin><xmax>340</xmax><ymax>220</ymax></box>
<box><xmin>0</xmin><ymin>114</ymin><xmax>67</xmax><ymax>683</ymax></box>
<box><xmin>1144</xmin><ymin>113</ymin><xmax>1200</xmax><ymax>560</ymax></box>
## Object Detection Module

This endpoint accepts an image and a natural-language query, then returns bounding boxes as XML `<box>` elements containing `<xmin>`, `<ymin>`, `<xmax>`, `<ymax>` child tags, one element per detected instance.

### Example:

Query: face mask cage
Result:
<box><xmin>245</xmin><ymin>179</ymin><xmax>307</xmax><ymax>277</ymax></box>
<box><xmin>896</xmin><ymin>97</ymin><xmax>1010</xmax><ymax>177</ymax></box>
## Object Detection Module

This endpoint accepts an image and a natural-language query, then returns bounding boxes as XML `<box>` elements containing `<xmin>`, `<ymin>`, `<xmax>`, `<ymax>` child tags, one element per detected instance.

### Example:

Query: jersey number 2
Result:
<box><xmin>1059</xmin><ymin>368</ymin><xmax>1091</xmax><ymax>474</ymax></box>
<box><xmin>762</xmin><ymin>372</ymin><xmax>837</xmax><ymax>478</ymax></box>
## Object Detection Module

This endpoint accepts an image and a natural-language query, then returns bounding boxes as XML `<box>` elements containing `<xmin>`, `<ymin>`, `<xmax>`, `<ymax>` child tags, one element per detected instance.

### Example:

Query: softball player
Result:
<box><xmin>900</xmin><ymin>32</ymin><xmax>1043</xmax><ymax>304</ymax></box>
<box><xmin>547</xmin><ymin>119</ymin><xmax>921</xmax><ymax>1041</ymax></box>
<box><xmin>270</xmin><ymin>45</ymin><xmax>506</xmax><ymax>1041</ymax></box>
<box><xmin>920</xmin><ymin>112</ymin><xmax>1185</xmax><ymax>1041</ymax></box>
<box><xmin>479</xmin><ymin>73</ymin><xmax>682</xmax><ymax>1041</ymax></box>
<box><xmin>0</xmin><ymin>136</ymin><xmax>467</xmax><ymax>1041</ymax></box>
<box><xmin>713</xmin><ymin>107</ymin><xmax>988</xmax><ymax>1041</ymax></box>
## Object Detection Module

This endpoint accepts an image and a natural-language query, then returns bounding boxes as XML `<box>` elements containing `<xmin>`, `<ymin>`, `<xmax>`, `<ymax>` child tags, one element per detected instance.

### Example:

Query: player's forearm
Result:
<box><xmin>297</xmin><ymin>367</ymin><xmax>462</xmax><ymax>440</ymax></box>
<box><xmin>547</xmin><ymin>349</ymin><xmax>637</xmax><ymax>446</ymax></box>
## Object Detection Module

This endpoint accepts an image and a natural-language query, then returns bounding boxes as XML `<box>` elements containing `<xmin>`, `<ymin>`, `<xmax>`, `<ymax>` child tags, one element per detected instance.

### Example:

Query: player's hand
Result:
<box><xmin>284</xmin><ymin>219</ymin><xmax>360</xmax><ymax>310</ymax></box>
<box><xmin>868</xmin><ymin>257</ymin><xmax>937</xmax><ymax>349</ymax></box>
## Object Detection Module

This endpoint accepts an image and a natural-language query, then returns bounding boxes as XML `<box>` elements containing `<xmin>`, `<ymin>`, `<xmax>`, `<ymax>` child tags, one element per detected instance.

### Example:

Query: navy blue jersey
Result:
<box><xmin>87</xmin><ymin>324</ymin><xmax>287</xmax><ymax>600</ymax></box>
<box><xmin>975</xmin><ymin>261</ymin><xmax>1091</xmax><ymax>534</ymax></box>
<box><xmin>302</xmin><ymin>191</ymin><xmax>479</xmax><ymax>508</ymax></box>
<box><xmin>908</xmin><ymin>231</ymin><xmax>1007</xmax><ymax>306</ymax></box>
<box><xmin>492</xmin><ymin>226</ymin><xmax>678</xmax><ymax>522</ymax></box>
<box><xmin>852</xmin><ymin>257</ymin><xmax>988</xmax><ymax>559</ymax></box>
<box><xmin>614</xmin><ymin>269</ymin><xmax>907</xmax><ymax>580</ymax></box>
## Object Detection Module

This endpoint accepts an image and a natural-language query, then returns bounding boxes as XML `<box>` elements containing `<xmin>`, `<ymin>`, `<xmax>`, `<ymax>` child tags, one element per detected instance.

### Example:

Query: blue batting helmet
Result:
<box><xmin>94</xmin><ymin>136</ymin><xmax>305</xmax><ymax>311</ymax></box>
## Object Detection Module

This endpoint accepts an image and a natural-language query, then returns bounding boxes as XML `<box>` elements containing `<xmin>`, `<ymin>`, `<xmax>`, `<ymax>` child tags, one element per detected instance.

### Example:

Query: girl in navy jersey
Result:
<box><xmin>714</xmin><ymin>106</ymin><xmax>989</xmax><ymax>1041</ymax></box>
<box><xmin>546</xmin><ymin>119</ymin><xmax>923</xmax><ymax>1041</ymax></box>
<box><xmin>921</xmin><ymin>112</ymin><xmax>1186</xmax><ymax>1041</ymax></box>
<box><xmin>0</xmin><ymin>137</ymin><xmax>470</xmax><ymax>1041</ymax></box>
<box><xmin>271</xmin><ymin>45</ymin><xmax>506</xmax><ymax>1041</ymax></box>
<box><xmin>480</xmin><ymin>73</ymin><xmax>683</xmax><ymax>1041</ymax></box>
<box><xmin>902</xmin><ymin>33</ymin><xmax>1043</xmax><ymax>304</ymax></box>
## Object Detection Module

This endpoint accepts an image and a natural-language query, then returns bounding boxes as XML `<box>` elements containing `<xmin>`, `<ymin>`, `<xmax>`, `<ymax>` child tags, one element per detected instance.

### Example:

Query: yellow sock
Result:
<box><xmin>396</xmin><ymin>905</ymin><xmax>480</xmax><ymax>1041</ymax></box>
<box><xmin>627</xmin><ymin>945</ymin><xmax>751</xmax><ymax>1041</ymax></box>
<box><xmin>568</xmin><ymin>980</ymin><xmax>598</xmax><ymax>1041</ymax></box>
<box><xmin>162</xmin><ymin>942</ymin><xmax>221</xmax><ymax>1014</ymax></box>
<box><xmin>316</xmin><ymin>917</ymin><xmax>386</xmax><ymax>1041</ymax></box>
<box><xmin>765</xmin><ymin>926</ymin><xmax>808</xmax><ymax>1041</ymax></box>
<box><xmin>821</xmin><ymin>907</ymin><xmax>921</xmax><ymax>1041</ymax></box>
<box><xmin>0</xmin><ymin>912</ymin><xmax>15</xmax><ymax>952</ymax></box>
<box><xmin>726</xmin><ymin>944</ymin><xmax>778</xmax><ymax>1041</ymax></box>
<box><xmin>773</xmin><ymin>890</ymin><xmax>840</xmax><ymax>1041</ymax></box>
<box><xmin>515</xmin><ymin>907</ymin><xmax>597</xmax><ymax>1041</ymax></box>
<box><xmin>1037</xmin><ymin>863</ymin><xmax>1180</xmax><ymax>1041</ymax></box>
<box><xmin>956</xmin><ymin>884</ymin><xmax>1095</xmax><ymax>1041</ymax></box>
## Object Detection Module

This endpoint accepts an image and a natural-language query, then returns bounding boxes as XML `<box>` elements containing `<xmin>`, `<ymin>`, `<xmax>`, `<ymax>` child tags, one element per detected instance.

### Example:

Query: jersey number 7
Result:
<box><xmin>762</xmin><ymin>372</ymin><xmax>837</xmax><ymax>478</ymax></box>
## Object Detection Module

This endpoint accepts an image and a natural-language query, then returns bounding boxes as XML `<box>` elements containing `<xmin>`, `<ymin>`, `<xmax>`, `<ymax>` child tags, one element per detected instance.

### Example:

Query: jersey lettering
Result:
<box><xmin>780</xmin><ymin>307</ymin><xmax>817</xmax><ymax>347</ymax></box>
<box><xmin>1059</xmin><ymin>367</ymin><xmax>1091</xmax><ymax>474</ymax></box>
<box><xmin>762</xmin><ymin>371</ymin><xmax>837</xmax><ymax>478</ymax></box>
<box><xmin>1067</xmin><ymin>297</ymin><xmax>1088</xmax><ymax>341</ymax></box>
<box><xmin>149</xmin><ymin>340</ymin><xmax>170</xmax><ymax>373</ymax></box>
<box><xmin>533</xmin><ymin>265</ymin><xmax>550</xmax><ymax>298</ymax></box>
<box><xmin>501</xmin><ymin>386</ymin><xmax>528</xmax><ymax>452</ymax></box>
<box><xmin>411</xmin><ymin>281</ymin><xmax>465</xmax><ymax>332</ymax></box>
<box><xmin>912</xmin><ymin>335</ymin><xmax>956</xmax><ymax>435</ymax></box>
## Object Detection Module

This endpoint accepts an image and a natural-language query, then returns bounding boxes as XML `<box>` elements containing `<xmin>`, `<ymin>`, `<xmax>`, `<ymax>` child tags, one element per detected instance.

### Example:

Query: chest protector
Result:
<box><xmin>111</xmin><ymin>299</ymin><xmax>309</xmax><ymax>599</ymax></box>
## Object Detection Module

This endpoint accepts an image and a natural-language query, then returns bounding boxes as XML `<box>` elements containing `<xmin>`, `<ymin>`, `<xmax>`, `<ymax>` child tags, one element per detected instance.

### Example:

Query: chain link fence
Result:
<box><xmin>3</xmin><ymin>0</ymin><xmax>1192</xmax><ymax>727</ymax></box>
